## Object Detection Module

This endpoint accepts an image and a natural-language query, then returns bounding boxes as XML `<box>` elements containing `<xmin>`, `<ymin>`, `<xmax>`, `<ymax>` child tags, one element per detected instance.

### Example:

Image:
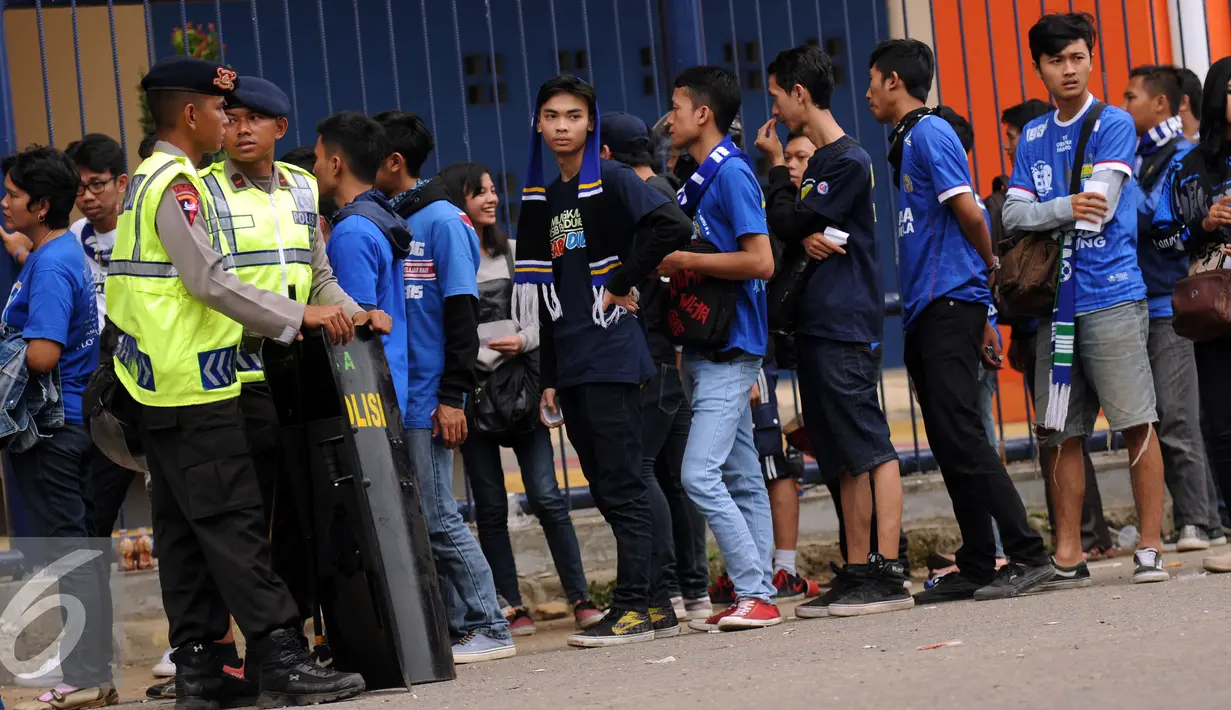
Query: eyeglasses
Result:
<box><xmin>77</xmin><ymin>177</ymin><xmax>116</xmax><ymax>196</ymax></box>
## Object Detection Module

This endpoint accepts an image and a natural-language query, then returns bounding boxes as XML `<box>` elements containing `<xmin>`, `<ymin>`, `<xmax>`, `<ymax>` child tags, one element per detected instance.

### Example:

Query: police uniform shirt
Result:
<box><xmin>151</xmin><ymin>140</ymin><xmax>302</xmax><ymax>344</ymax></box>
<box><xmin>216</xmin><ymin>156</ymin><xmax>362</xmax><ymax>320</ymax></box>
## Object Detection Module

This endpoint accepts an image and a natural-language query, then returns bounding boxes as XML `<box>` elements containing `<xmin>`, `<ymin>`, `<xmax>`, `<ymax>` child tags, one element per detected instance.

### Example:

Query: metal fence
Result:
<box><xmin>0</xmin><ymin>0</ymin><xmax>1209</xmax><ymax>521</ymax></box>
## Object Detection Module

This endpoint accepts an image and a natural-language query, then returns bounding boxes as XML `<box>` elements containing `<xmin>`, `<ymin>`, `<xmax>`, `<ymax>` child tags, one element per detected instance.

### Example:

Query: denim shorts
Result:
<box><xmin>796</xmin><ymin>335</ymin><xmax>898</xmax><ymax>482</ymax></box>
<box><xmin>1035</xmin><ymin>300</ymin><xmax>1158</xmax><ymax>447</ymax></box>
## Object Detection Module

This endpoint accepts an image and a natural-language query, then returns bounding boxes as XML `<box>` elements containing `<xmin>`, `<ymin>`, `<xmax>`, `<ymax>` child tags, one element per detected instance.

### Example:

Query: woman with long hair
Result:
<box><xmin>1155</xmin><ymin>56</ymin><xmax>1231</xmax><ymax>572</ymax></box>
<box><xmin>437</xmin><ymin>162</ymin><xmax>600</xmax><ymax>635</ymax></box>
<box><xmin>3</xmin><ymin>146</ymin><xmax>115</xmax><ymax>710</ymax></box>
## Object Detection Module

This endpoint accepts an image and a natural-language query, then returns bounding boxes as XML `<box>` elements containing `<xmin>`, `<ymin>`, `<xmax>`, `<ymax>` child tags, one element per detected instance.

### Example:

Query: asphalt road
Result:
<box><xmin>358</xmin><ymin>549</ymin><xmax>1230</xmax><ymax>710</ymax></box>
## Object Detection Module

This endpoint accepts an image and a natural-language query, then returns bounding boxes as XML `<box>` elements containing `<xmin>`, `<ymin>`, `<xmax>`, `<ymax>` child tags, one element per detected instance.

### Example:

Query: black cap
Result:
<box><xmin>141</xmin><ymin>56</ymin><xmax>238</xmax><ymax>96</ymax></box>
<box><xmin>228</xmin><ymin>76</ymin><xmax>290</xmax><ymax>118</ymax></box>
<box><xmin>599</xmin><ymin>111</ymin><xmax>652</xmax><ymax>162</ymax></box>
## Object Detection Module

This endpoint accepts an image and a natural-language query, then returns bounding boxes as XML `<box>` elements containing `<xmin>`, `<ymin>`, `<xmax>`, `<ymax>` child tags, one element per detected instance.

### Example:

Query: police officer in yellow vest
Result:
<box><xmin>204</xmin><ymin>76</ymin><xmax>391</xmax><ymax>523</ymax></box>
<box><xmin>106</xmin><ymin>56</ymin><xmax>365</xmax><ymax>708</ymax></box>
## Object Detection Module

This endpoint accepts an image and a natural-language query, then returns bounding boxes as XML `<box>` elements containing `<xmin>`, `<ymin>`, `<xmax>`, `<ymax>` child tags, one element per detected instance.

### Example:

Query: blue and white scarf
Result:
<box><xmin>676</xmin><ymin>136</ymin><xmax>752</xmax><ymax>218</ymax></box>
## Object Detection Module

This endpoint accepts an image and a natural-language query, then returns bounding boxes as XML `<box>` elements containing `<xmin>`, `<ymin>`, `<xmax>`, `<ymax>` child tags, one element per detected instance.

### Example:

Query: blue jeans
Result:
<box><xmin>976</xmin><ymin>367</ymin><xmax>1005</xmax><ymax>558</ymax></box>
<box><xmin>680</xmin><ymin>352</ymin><xmax>774</xmax><ymax>602</ymax></box>
<box><xmin>462</xmin><ymin>425</ymin><xmax>590</xmax><ymax>606</ymax></box>
<box><xmin>406</xmin><ymin>429</ymin><xmax>510</xmax><ymax>640</ymax></box>
<box><xmin>11</xmin><ymin>424</ymin><xmax>114</xmax><ymax>687</ymax></box>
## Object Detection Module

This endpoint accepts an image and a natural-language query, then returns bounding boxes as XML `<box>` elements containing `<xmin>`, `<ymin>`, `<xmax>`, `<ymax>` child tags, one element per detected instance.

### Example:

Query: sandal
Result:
<box><xmin>14</xmin><ymin>686</ymin><xmax>118</xmax><ymax>710</ymax></box>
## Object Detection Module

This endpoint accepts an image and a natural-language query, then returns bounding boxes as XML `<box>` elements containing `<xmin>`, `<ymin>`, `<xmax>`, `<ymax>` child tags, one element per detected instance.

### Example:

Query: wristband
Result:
<box><xmin>986</xmin><ymin>255</ymin><xmax>1000</xmax><ymax>273</ymax></box>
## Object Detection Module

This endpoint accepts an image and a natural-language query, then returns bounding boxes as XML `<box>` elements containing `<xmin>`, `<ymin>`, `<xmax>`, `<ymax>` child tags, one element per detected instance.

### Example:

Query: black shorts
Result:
<box><xmin>796</xmin><ymin>335</ymin><xmax>898</xmax><ymax>482</ymax></box>
<box><xmin>754</xmin><ymin>362</ymin><xmax>795</xmax><ymax>481</ymax></box>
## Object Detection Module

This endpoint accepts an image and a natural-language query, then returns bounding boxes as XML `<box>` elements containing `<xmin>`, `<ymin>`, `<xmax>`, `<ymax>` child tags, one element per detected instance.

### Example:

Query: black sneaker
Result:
<box><xmin>913</xmin><ymin>573</ymin><xmax>982</xmax><ymax>604</ymax></box>
<box><xmin>1038</xmin><ymin>558</ymin><xmax>1092</xmax><ymax>591</ymax></box>
<box><xmin>828</xmin><ymin>554</ymin><xmax>915</xmax><ymax>617</ymax></box>
<box><xmin>648</xmin><ymin>605</ymin><xmax>680</xmax><ymax>639</ymax></box>
<box><xmin>796</xmin><ymin>563</ymin><xmax>863</xmax><ymax>619</ymax></box>
<box><xmin>566</xmin><ymin>607</ymin><xmax>655</xmax><ymax>648</ymax></box>
<box><xmin>147</xmin><ymin>680</ymin><xmax>176</xmax><ymax>700</ymax></box>
<box><xmin>172</xmin><ymin>642</ymin><xmax>258</xmax><ymax>710</ymax></box>
<box><xmin>252</xmin><ymin>628</ymin><xmax>365</xmax><ymax>708</ymax></box>
<box><xmin>1132</xmin><ymin>547</ymin><xmax>1170</xmax><ymax>584</ymax></box>
<box><xmin>973</xmin><ymin>561</ymin><xmax>1057</xmax><ymax>601</ymax></box>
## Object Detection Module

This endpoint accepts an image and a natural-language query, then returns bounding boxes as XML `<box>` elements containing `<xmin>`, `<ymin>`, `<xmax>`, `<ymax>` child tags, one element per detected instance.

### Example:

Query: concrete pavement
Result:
<box><xmin>348</xmin><ymin>549</ymin><xmax>1229</xmax><ymax>710</ymax></box>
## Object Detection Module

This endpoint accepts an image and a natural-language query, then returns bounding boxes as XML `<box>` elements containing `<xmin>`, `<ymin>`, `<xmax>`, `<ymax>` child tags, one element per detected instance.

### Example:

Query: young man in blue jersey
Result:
<box><xmin>658</xmin><ymin>66</ymin><xmax>780</xmax><ymax>630</ymax></box>
<box><xmin>1124</xmin><ymin>65</ymin><xmax>1226</xmax><ymax>552</ymax></box>
<box><xmin>1003</xmin><ymin>13</ymin><xmax>1168</xmax><ymax>585</ymax></box>
<box><xmin>867</xmin><ymin>39</ymin><xmax>1054</xmax><ymax>603</ymax></box>
<box><xmin>757</xmin><ymin>45</ymin><xmax>910</xmax><ymax>618</ymax></box>
<box><xmin>370</xmin><ymin>109</ymin><xmax>515</xmax><ymax>663</ymax></box>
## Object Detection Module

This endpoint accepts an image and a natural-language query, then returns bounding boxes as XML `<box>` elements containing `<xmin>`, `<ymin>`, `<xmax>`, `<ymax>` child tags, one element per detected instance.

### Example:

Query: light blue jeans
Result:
<box><xmin>680</xmin><ymin>352</ymin><xmax>775</xmax><ymax>602</ymax></box>
<box><xmin>406</xmin><ymin>428</ymin><xmax>510</xmax><ymax>640</ymax></box>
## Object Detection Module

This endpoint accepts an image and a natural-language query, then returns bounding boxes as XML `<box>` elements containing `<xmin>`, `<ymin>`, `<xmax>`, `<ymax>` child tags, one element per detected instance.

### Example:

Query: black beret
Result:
<box><xmin>141</xmin><ymin>56</ymin><xmax>238</xmax><ymax>96</ymax></box>
<box><xmin>228</xmin><ymin>76</ymin><xmax>290</xmax><ymax>118</ymax></box>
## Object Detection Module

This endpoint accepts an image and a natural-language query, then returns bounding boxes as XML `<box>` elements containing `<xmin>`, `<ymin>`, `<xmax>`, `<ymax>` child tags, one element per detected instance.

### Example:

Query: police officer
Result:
<box><xmin>204</xmin><ymin>75</ymin><xmax>392</xmax><ymax>615</ymax></box>
<box><xmin>105</xmin><ymin>56</ymin><xmax>365</xmax><ymax>709</ymax></box>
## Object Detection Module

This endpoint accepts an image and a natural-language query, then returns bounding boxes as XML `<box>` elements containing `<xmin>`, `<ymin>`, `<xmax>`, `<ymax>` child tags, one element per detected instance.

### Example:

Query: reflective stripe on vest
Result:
<box><xmin>105</xmin><ymin>151</ymin><xmax>244</xmax><ymax>406</ymax></box>
<box><xmin>202</xmin><ymin>161</ymin><xmax>318</xmax><ymax>384</ymax></box>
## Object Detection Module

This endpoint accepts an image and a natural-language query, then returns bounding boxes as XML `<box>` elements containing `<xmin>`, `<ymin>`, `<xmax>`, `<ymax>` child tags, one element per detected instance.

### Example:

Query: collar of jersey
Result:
<box><xmin>1052</xmin><ymin>93</ymin><xmax>1096</xmax><ymax>128</ymax></box>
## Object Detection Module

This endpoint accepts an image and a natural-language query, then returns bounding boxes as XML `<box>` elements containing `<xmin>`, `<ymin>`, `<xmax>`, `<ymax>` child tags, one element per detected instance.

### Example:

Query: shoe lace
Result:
<box><xmin>732</xmin><ymin>598</ymin><xmax>757</xmax><ymax>615</ymax></box>
<box><xmin>456</xmin><ymin>632</ymin><xmax>477</xmax><ymax>647</ymax></box>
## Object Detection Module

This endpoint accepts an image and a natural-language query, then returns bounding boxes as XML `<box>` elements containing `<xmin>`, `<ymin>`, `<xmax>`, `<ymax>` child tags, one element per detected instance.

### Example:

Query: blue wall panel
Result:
<box><xmin>149</xmin><ymin>0</ymin><xmax>902</xmax><ymax>364</ymax></box>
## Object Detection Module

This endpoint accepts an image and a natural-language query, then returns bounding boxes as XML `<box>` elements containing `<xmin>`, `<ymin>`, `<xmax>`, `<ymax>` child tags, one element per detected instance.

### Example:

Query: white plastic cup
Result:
<box><xmin>1075</xmin><ymin>179</ymin><xmax>1108</xmax><ymax>233</ymax></box>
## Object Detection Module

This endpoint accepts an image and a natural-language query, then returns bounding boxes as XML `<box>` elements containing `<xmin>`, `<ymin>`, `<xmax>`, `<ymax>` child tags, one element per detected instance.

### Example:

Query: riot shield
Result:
<box><xmin>262</xmin><ymin>328</ymin><xmax>455</xmax><ymax>689</ymax></box>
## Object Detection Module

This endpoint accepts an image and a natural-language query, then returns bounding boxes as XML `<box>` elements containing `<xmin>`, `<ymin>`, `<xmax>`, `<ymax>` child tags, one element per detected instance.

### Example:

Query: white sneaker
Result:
<box><xmin>682</xmin><ymin>596</ymin><xmax>712</xmax><ymax>621</ymax></box>
<box><xmin>1132</xmin><ymin>548</ymin><xmax>1170</xmax><ymax>584</ymax></box>
<box><xmin>14</xmin><ymin>653</ymin><xmax>63</xmax><ymax>687</ymax></box>
<box><xmin>152</xmin><ymin>647</ymin><xmax>176</xmax><ymax>677</ymax></box>
<box><xmin>670</xmin><ymin>596</ymin><xmax>686</xmax><ymax>620</ymax></box>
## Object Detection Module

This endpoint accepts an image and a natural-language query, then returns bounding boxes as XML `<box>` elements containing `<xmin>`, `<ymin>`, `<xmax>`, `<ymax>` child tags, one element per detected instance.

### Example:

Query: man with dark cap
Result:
<box><xmin>105</xmin><ymin>56</ymin><xmax>366</xmax><ymax>709</ymax></box>
<box><xmin>205</xmin><ymin>74</ymin><xmax>392</xmax><ymax>518</ymax></box>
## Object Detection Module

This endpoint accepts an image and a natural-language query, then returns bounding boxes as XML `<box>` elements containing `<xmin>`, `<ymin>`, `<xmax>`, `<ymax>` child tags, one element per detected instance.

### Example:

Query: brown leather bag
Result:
<box><xmin>997</xmin><ymin>233</ymin><xmax>1063</xmax><ymax>318</ymax></box>
<box><xmin>1173</xmin><ymin>258</ymin><xmax>1231</xmax><ymax>341</ymax></box>
<box><xmin>995</xmin><ymin>102</ymin><xmax>1105</xmax><ymax>321</ymax></box>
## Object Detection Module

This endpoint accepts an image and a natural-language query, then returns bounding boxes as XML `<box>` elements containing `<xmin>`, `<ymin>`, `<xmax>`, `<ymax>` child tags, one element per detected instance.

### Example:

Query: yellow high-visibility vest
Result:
<box><xmin>201</xmin><ymin>160</ymin><xmax>317</xmax><ymax>382</ymax></box>
<box><xmin>105</xmin><ymin>150</ymin><xmax>243</xmax><ymax>406</ymax></box>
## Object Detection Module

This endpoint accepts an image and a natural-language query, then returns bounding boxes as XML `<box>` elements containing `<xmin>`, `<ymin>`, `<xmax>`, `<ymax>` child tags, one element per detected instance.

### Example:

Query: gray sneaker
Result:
<box><xmin>1037</xmin><ymin>558</ymin><xmax>1092</xmax><ymax>591</ymax></box>
<box><xmin>452</xmin><ymin>632</ymin><xmax>517</xmax><ymax>664</ymax></box>
<box><xmin>972</xmin><ymin>561</ymin><xmax>1056</xmax><ymax>601</ymax></box>
<box><xmin>1176</xmin><ymin>525</ymin><xmax>1211</xmax><ymax>552</ymax></box>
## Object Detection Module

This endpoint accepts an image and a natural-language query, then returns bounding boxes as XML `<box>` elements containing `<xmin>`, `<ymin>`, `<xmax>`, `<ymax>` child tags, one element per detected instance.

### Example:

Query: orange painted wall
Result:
<box><xmin>928</xmin><ymin>0</ymin><xmax>1176</xmax><ymax>423</ymax></box>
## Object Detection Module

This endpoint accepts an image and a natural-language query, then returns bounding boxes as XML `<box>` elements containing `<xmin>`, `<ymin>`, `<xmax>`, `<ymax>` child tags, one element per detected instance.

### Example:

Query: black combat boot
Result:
<box><xmin>173</xmin><ymin>642</ymin><xmax>259</xmax><ymax>710</ymax></box>
<box><xmin>252</xmin><ymin>627</ymin><xmax>365</xmax><ymax>708</ymax></box>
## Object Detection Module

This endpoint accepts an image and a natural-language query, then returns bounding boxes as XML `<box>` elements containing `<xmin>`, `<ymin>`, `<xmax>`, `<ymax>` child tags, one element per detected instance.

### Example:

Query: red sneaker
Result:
<box><xmin>687</xmin><ymin>605</ymin><xmax>737</xmax><ymax>632</ymax></box>
<box><xmin>708</xmin><ymin>574</ymin><xmax>735</xmax><ymax>604</ymax></box>
<box><xmin>507</xmin><ymin>606</ymin><xmax>537</xmax><ymax>637</ymax></box>
<box><xmin>717</xmin><ymin>597</ymin><xmax>782</xmax><ymax>630</ymax></box>
<box><xmin>772</xmin><ymin>569</ymin><xmax>822</xmax><ymax>601</ymax></box>
<box><xmin>803</xmin><ymin>577</ymin><xmax>822</xmax><ymax>597</ymax></box>
<box><xmin>573</xmin><ymin>600</ymin><xmax>604</xmax><ymax>630</ymax></box>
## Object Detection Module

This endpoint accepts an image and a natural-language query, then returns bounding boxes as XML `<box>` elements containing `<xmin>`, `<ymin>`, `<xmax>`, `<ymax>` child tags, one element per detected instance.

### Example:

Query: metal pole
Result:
<box><xmin>107</xmin><ymin>0</ymin><xmax>129</xmax><ymax>162</ymax></box>
<box><xmin>786</xmin><ymin>0</ymin><xmax>796</xmax><ymax>46</ymax></box>
<box><xmin>281</xmin><ymin>0</ymin><xmax>302</xmax><ymax>145</ymax></box>
<box><xmin>386</xmin><ymin>0</ymin><xmax>401</xmax><ymax>108</ymax></box>
<box><xmin>420</xmin><ymin>0</ymin><xmax>442</xmax><ymax>174</ymax></box>
<box><xmin>143</xmin><ymin>0</ymin><xmax>155</xmax><ymax>69</ymax></box>
<box><xmin>213</xmin><ymin>0</ymin><xmax>227</xmax><ymax>65</ymax></box>
<box><xmin>956</xmin><ymin>0</ymin><xmax>979</xmax><ymax>190</ymax></box>
<box><xmin>984</xmin><ymin>0</ymin><xmax>1008</xmax><ymax>174</ymax></box>
<box><xmin>581</xmin><ymin>0</ymin><xmax>595</xmax><ymax>86</ymax></box>
<box><xmin>315</xmin><ymin>0</ymin><xmax>334</xmax><ymax>115</ymax></box>
<box><xmin>755</xmin><ymin>0</ymin><xmax>770</xmax><ymax>121</ymax></box>
<box><xmin>1013</xmin><ymin>0</ymin><xmax>1027</xmax><ymax>100</ymax></box>
<box><xmin>484</xmin><ymin>0</ymin><xmax>511</xmax><ymax>233</ymax></box>
<box><xmin>34</xmin><ymin>0</ymin><xmax>54</xmax><ymax>147</ymax></box>
<box><xmin>71</xmin><ymin>0</ymin><xmax>87</xmax><ymax>136</ymax></box>
<box><xmin>250</xmin><ymin>0</ymin><xmax>264</xmax><ymax>77</ymax></box>
<box><xmin>1093</xmin><ymin>0</ymin><xmax>1109</xmax><ymax>100</ymax></box>
<box><xmin>929</xmin><ymin>0</ymin><xmax>943</xmax><ymax>104</ymax></box>
<box><xmin>548</xmin><ymin>0</ymin><xmax>562</xmax><ymax>75</ymax></box>
<box><xmin>612</xmin><ymin>0</ymin><xmax>629</xmax><ymax>110</ymax></box>
<box><xmin>450</xmin><ymin>0</ymin><xmax>471</xmax><ymax>161</ymax></box>
<box><xmin>907</xmin><ymin>376</ymin><xmax>921</xmax><ymax>473</ymax></box>
<box><xmin>558</xmin><ymin>428</ymin><xmax>571</xmax><ymax>511</ymax></box>
<box><xmin>1148</xmin><ymin>0</ymin><xmax>1160</xmax><ymax>65</ymax></box>
<box><xmin>353</xmin><ymin>0</ymin><xmax>368</xmax><ymax>115</ymax></box>
<box><xmin>1120</xmin><ymin>0</ymin><xmax>1133</xmax><ymax>71</ymax></box>
<box><xmin>726</xmin><ymin>0</ymin><xmax>745</xmax><ymax>138</ymax></box>
<box><xmin>840</xmin><ymin>0</ymin><xmax>861</xmax><ymax>141</ymax></box>
<box><xmin>645</xmin><ymin>0</ymin><xmax>663</xmax><ymax>115</ymax></box>
<box><xmin>179</xmin><ymin>0</ymin><xmax>189</xmax><ymax>53</ymax></box>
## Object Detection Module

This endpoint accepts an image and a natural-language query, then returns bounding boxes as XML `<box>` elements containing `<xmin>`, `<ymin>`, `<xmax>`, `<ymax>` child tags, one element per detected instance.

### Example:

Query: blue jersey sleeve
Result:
<box><xmin>603</xmin><ymin>161</ymin><xmax>669</xmax><ymax>225</ymax></box>
<box><xmin>1008</xmin><ymin>119</ymin><xmax>1041</xmax><ymax>198</ymax></box>
<box><xmin>326</xmin><ymin>217</ymin><xmax>382</xmax><ymax>308</ymax></box>
<box><xmin>433</xmin><ymin>215</ymin><xmax>480</xmax><ymax>299</ymax></box>
<box><xmin>22</xmin><ymin>262</ymin><xmax>74</xmax><ymax>345</ymax></box>
<box><xmin>917</xmin><ymin>119</ymin><xmax>974</xmax><ymax>202</ymax></box>
<box><xmin>717</xmin><ymin>163</ymin><xmax>769</xmax><ymax>241</ymax></box>
<box><xmin>1091</xmin><ymin>109</ymin><xmax>1136</xmax><ymax>179</ymax></box>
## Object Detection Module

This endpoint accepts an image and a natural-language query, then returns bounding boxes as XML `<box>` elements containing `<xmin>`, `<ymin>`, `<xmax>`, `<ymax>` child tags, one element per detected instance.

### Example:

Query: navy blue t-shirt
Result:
<box><xmin>1</xmin><ymin>235</ymin><xmax>99</xmax><ymax>424</ymax></box>
<box><xmin>548</xmin><ymin>160</ymin><xmax>665</xmax><ymax>388</ymax></box>
<box><xmin>795</xmin><ymin>136</ymin><xmax>884</xmax><ymax>343</ymax></box>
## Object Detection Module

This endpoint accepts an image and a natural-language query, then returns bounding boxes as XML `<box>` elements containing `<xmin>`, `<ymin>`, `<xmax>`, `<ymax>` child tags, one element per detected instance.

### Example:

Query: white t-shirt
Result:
<box><xmin>69</xmin><ymin>217</ymin><xmax>115</xmax><ymax>328</ymax></box>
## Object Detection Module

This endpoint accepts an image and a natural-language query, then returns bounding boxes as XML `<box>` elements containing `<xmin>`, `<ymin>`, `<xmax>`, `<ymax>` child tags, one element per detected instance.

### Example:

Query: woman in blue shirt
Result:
<box><xmin>2</xmin><ymin>146</ymin><xmax>112</xmax><ymax>710</ymax></box>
